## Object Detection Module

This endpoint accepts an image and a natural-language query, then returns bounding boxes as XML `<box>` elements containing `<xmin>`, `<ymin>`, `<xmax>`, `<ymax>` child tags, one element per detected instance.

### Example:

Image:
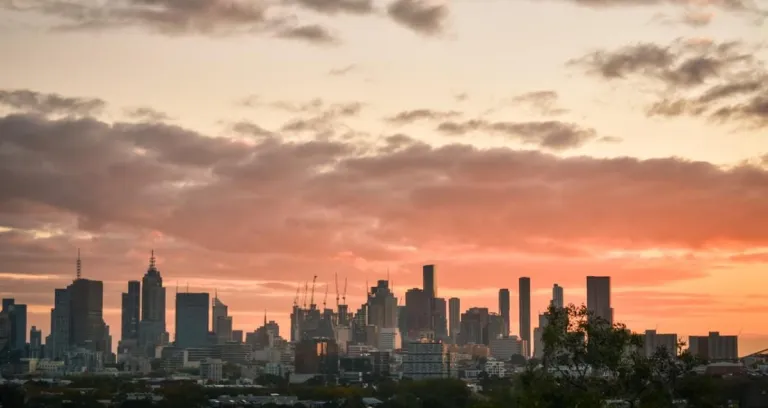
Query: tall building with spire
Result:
<box><xmin>67</xmin><ymin>251</ymin><xmax>109</xmax><ymax>353</ymax></box>
<box><xmin>139</xmin><ymin>251</ymin><xmax>166</xmax><ymax>355</ymax></box>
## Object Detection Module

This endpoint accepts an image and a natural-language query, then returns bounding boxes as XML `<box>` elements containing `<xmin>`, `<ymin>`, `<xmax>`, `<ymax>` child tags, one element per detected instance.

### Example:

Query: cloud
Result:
<box><xmin>4</xmin><ymin>101</ymin><xmax>768</xmax><ymax>341</ymax></box>
<box><xmin>436</xmin><ymin>119</ymin><xmax>598</xmax><ymax>150</ymax></box>
<box><xmin>290</xmin><ymin>0</ymin><xmax>373</xmax><ymax>15</ymax></box>
<box><xmin>385</xmin><ymin>109</ymin><xmax>462</xmax><ymax>124</ymax></box>
<box><xmin>124</xmin><ymin>107</ymin><xmax>171</xmax><ymax>122</ymax></box>
<box><xmin>328</xmin><ymin>64</ymin><xmax>357</xmax><ymax>76</ymax></box>
<box><xmin>572</xmin><ymin>39</ymin><xmax>768</xmax><ymax>127</ymax></box>
<box><xmin>276</xmin><ymin>24</ymin><xmax>338</xmax><ymax>44</ymax></box>
<box><xmin>0</xmin><ymin>89</ymin><xmax>105</xmax><ymax>116</ymax></box>
<box><xmin>387</xmin><ymin>0</ymin><xmax>448</xmax><ymax>35</ymax></box>
<box><xmin>508</xmin><ymin>90</ymin><xmax>569</xmax><ymax>116</ymax></box>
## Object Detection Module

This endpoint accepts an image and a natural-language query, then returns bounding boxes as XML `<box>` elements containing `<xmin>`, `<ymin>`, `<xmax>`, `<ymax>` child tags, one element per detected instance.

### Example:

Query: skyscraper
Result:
<box><xmin>1</xmin><ymin>299</ymin><xmax>27</xmax><ymax>352</ymax></box>
<box><xmin>121</xmin><ymin>281</ymin><xmax>140</xmax><ymax>341</ymax></box>
<box><xmin>498</xmin><ymin>289</ymin><xmax>510</xmax><ymax>336</ymax></box>
<box><xmin>405</xmin><ymin>288</ymin><xmax>430</xmax><ymax>339</ymax></box>
<box><xmin>68</xmin><ymin>278</ymin><xmax>108</xmax><ymax>352</ymax></box>
<box><xmin>518</xmin><ymin>277</ymin><xmax>531</xmax><ymax>357</ymax></box>
<box><xmin>140</xmin><ymin>251</ymin><xmax>166</xmax><ymax>352</ymax></box>
<box><xmin>422</xmin><ymin>265</ymin><xmax>436</xmax><ymax>299</ymax></box>
<box><xmin>552</xmin><ymin>284</ymin><xmax>564</xmax><ymax>309</ymax></box>
<box><xmin>433</xmin><ymin>297</ymin><xmax>448</xmax><ymax>339</ymax></box>
<box><xmin>367</xmin><ymin>280</ymin><xmax>398</xmax><ymax>329</ymax></box>
<box><xmin>49</xmin><ymin>288</ymin><xmax>70</xmax><ymax>360</ymax></box>
<box><xmin>586</xmin><ymin>276</ymin><xmax>612</xmax><ymax>324</ymax></box>
<box><xmin>175</xmin><ymin>292</ymin><xmax>210</xmax><ymax>349</ymax></box>
<box><xmin>212</xmin><ymin>294</ymin><xmax>228</xmax><ymax>334</ymax></box>
<box><xmin>29</xmin><ymin>326</ymin><xmax>42</xmax><ymax>358</ymax></box>
<box><xmin>448</xmin><ymin>297</ymin><xmax>460</xmax><ymax>342</ymax></box>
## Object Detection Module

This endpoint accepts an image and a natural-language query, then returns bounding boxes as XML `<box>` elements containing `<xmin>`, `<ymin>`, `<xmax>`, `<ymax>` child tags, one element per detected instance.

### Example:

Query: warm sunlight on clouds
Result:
<box><xmin>0</xmin><ymin>0</ymin><xmax>766</xmax><ymax>354</ymax></box>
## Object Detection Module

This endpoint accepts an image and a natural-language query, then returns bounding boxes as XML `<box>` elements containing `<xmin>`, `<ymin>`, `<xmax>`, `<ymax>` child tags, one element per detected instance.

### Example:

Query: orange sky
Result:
<box><xmin>0</xmin><ymin>0</ymin><xmax>767</xmax><ymax>355</ymax></box>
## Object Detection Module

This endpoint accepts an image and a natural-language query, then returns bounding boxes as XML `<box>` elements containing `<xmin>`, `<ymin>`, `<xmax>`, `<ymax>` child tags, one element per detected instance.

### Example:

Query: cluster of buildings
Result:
<box><xmin>0</xmin><ymin>253</ymin><xmax>742</xmax><ymax>381</ymax></box>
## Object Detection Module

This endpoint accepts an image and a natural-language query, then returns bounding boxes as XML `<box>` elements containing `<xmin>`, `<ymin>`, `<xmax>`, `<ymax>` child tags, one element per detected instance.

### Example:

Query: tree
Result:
<box><xmin>514</xmin><ymin>303</ymin><xmax>701</xmax><ymax>408</ymax></box>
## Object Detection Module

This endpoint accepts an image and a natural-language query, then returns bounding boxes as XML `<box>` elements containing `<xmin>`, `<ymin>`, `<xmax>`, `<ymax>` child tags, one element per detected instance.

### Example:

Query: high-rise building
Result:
<box><xmin>518</xmin><ymin>277</ymin><xmax>531</xmax><ymax>357</ymax></box>
<box><xmin>140</xmin><ymin>251</ymin><xmax>166</xmax><ymax>352</ymax></box>
<box><xmin>212</xmin><ymin>294</ymin><xmax>228</xmax><ymax>335</ymax></box>
<box><xmin>640</xmin><ymin>330</ymin><xmax>677</xmax><ymax>358</ymax></box>
<box><xmin>403</xmin><ymin>339</ymin><xmax>455</xmax><ymax>380</ymax></box>
<box><xmin>121</xmin><ymin>281</ymin><xmax>140</xmax><ymax>341</ymax></box>
<box><xmin>448</xmin><ymin>297</ymin><xmax>460</xmax><ymax>342</ymax></box>
<box><xmin>498</xmin><ymin>289</ymin><xmax>510</xmax><ymax>336</ymax></box>
<box><xmin>68</xmin><ymin>278</ymin><xmax>108</xmax><ymax>352</ymax></box>
<box><xmin>422</xmin><ymin>265</ymin><xmax>436</xmax><ymax>299</ymax></box>
<box><xmin>405</xmin><ymin>288</ymin><xmax>431</xmax><ymax>339</ymax></box>
<box><xmin>432</xmin><ymin>297</ymin><xmax>448</xmax><ymax>340</ymax></box>
<box><xmin>1</xmin><ymin>299</ymin><xmax>27</xmax><ymax>351</ymax></box>
<box><xmin>367</xmin><ymin>280</ymin><xmax>398</xmax><ymax>329</ymax></box>
<box><xmin>552</xmin><ymin>284</ymin><xmax>564</xmax><ymax>309</ymax></box>
<box><xmin>29</xmin><ymin>326</ymin><xmax>42</xmax><ymax>358</ymax></box>
<box><xmin>688</xmin><ymin>332</ymin><xmax>738</xmax><ymax>362</ymax></box>
<box><xmin>459</xmin><ymin>307</ymin><xmax>490</xmax><ymax>345</ymax></box>
<box><xmin>586</xmin><ymin>276</ymin><xmax>612</xmax><ymax>324</ymax></box>
<box><xmin>48</xmin><ymin>288</ymin><xmax>70</xmax><ymax>360</ymax></box>
<box><xmin>175</xmin><ymin>292</ymin><xmax>209</xmax><ymax>349</ymax></box>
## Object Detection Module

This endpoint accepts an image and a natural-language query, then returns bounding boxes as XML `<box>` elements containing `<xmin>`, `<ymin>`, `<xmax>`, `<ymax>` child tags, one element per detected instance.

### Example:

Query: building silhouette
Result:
<box><xmin>2</xmin><ymin>299</ymin><xmax>27</xmax><ymax>352</ymax></box>
<box><xmin>121</xmin><ymin>281</ymin><xmax>140</xmax><ymax>341</ymax></box>
<box><xmin>586</xmin><ymin>276</ymin><xmax>613</xmax><ymax>325</ymax></box>
<box><xmin>552</xmin><ymin>284</ymin><xmax>564</xmax><ymax>309</ymax></box>
<box><xmin>140</xmin><ymin>251</ymin><xmax>166</xmax><ymax>353</ymax></box>
<box><xmin>518</xmin><ymin>277</ymin><xmax>531</xmax><ymax>357</ymax></box>
<box><xmin>68</xmin><ymin>277</ymin><xmax>108</xmax><ymax>352</ymax></box>
<box><xmin>175</xmin><ymin>292</ymin><xmax>209</xmax><ymax>349</ymax></box>
<box><xmin>47</xmin><ymin>288</ymin><xmax>70</xmax><ymax>360</ymax></box>
<box><xmin>498</xmin><ymin>289</ymin><xmax>510</xmax><ymax>337</ymax></box>
<box><xmin>448</xmin><ymin>297</ymin><xmax>460</xmax><ymax>343</ymax></box>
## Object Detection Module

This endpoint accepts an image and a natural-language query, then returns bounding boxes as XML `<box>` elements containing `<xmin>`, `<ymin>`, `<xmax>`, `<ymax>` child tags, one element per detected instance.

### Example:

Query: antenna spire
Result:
<box><xmin>76</xmin><ymin>248</ymin><xmax>82</xmax><ymax>279</ymax></box>
<box><xmin>264</xmin><ymin>309</ymin><xmax>267</xmax><ymax>326</ymax></box>
<box><xmin>149</xmin><ymin>249</ymin><xmax>156</xmax><ymax>270</ymax></box>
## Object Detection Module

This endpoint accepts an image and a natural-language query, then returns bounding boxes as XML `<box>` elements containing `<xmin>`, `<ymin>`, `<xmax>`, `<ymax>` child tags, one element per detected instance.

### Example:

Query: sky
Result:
<box><xmin>0</xmin><ymin>0</ymin><xmax>767</xmax><ymax>355</ymax></box>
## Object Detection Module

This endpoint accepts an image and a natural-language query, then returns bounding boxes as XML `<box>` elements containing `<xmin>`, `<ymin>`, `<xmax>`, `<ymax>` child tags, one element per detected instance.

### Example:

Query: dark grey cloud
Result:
<box><xmin>436</xmin><ymin>119</ymin><xmax>598</xmax><ymax>150</ymax></box>
<box><xmin>0</xmin><ymin>89</ymin><xmax>105</xmax><ymax>116</ymax></box>
<box><xmin>573</xmin><ymin>39</ymin><xmax>768</xmax><ymax>127</ymax></box>
<box><xmin>387</xmin><ymin>0</ymin><xmax>448</xmax><ymax>35</ymax></box>
<box><xmin>276</xmin><ymin>24</ymin><xmax>338</xmax><ymax>44</ymax></box>
<box><xmin>124</xmin><ymin>107</ymin><xmax>171</xmax><ymax>122</ymax></box>
<box><xmin>385</xmin><ymin>109</ymin><xmax>462</xmax><ymax>124</ymax></box>
<box><xmin>231</xmin><ymin>121</ymin><xmax>275</xmax><ymax>138</ymax></box>
<box><xmin>509</xmin><ymin>90</ymin><xmax>569</xmax><ymax>116</ymax></box>
<box><xmin>290</xmin><ymin>0</ymin><xmax>373</xmax><ymax>15</ymax></box>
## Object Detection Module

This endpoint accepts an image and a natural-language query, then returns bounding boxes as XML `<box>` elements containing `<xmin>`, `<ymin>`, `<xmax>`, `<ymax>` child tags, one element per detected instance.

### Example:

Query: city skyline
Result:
<box><xmin>1</xmin><ymin>0</ymin><xmax>768</xmax><ymax>356</ymax></box>
<box><xmin>2</xmin><ymin>251</ymin><xmax>758</xmax><ymax>356</ymax></box>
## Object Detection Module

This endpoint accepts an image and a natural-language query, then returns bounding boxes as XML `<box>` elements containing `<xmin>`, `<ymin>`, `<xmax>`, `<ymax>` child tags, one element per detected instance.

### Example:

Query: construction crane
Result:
<box><xmin>293</xmin><ymin>282</ymin><xmax>300</xmax><ymax>307</ymax></box>
<box><xmin>323</xmin><ymin>283</ymin><xmax>328</xmax><ymax>310</ymax></box>
<box><xmin>334</xmin><ymin>272</ymin><xmax>340</xmax><ymax>309</ymax></box>
<box><xmin>342</xmin><ymin>277</ymin><xmax>347</xmax><ymax>305</ymax></box>
<box><xmin>302</xmin><ymin>281</ymin><xmax>309</xmax><ymax>309</ymax></box>
<box><xmin>309</xmin><ymin>275</ymin><xmax>318</xmax><ymax>309</ymax></box>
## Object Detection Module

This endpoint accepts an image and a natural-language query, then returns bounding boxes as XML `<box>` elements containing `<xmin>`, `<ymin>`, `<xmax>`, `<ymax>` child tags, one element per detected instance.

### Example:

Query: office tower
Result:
<box><xmin>2</xmin><ymin>299</ymin><xmax>27</xmax><ymax>351</ymax></box>
<box><xmin>121</xmin><ymin>281</ymin><xmax>140</xmax><ymax>341</ymax></box>
<box><xmin>367</xmin><ymin>280</ymin><xmax>398</xmax><ymax>329</ymax></box>
<box><xmin>688</xmin><ymin>332</ymin><xmax>738</xmax><ymax>361</ymax></box>
<box><xmin>552</xmin><ymin>284</ymin><xmax>564</xmax><ymax>309</ymax></box>
<box><xmin>488</xmin><ymin>313</ymin><xmax>506</xmax><ymax>341</ymax></box>
<box><xmin>232</xmin><ymin>330</ymin><xmax>244</xmax><ymax>344</ymax></box>
<box><xmin>422</xmin><ymin>265</ymin><xmax>436</xmax><ymax>299</ymax></box>
<box><xmin>0</xmin><ymin>312</ymin><xmax>10</xmax><ymax>363</ymax></box>
<box><xmin>140</xmin><ymin>251</ymin><xmax>166</xmax><ymax>351</ymax></box>
<box><xmin>49</xmin><ymin>288</ymin><xmax>70</xmax><ymax>360</ymax></box>
<box><xmin>448</xmin><ymin>297</ymin><xmax>460</xmax><ymax>342</ymax></box>
<box><xmin>68</xmin><ymin>278</ymin><xmax>108</xmax><ymax>352</ymax></box>
<box><xmin>212</xmin><ymin>294</ymin><xmax>228</xmax><ymax>334</ymax></box>
<box><xmin>518</xmin><ymin>277</ymin><xmax>531</xmax><ymax>357</ymax></box>
<box><xmin>586</xmin><ymin>276</ymin><xmax>612</xmax><ymax>324</ymax></box>
<box><xmin>459</xmin><ymin>307</ymin><xmax>490</xmax><ymax>345</ymax></box>
<box><xmin>432</xmin><ymin>297</ymin><xmax>448</xmax><ymax>339</ymax></box>
<box><xmin>29</xmin><ymin>326</ymin><xmax>42</xmax><ymax>358</ymax></box>
<box><xmin>405</xmin><ymin>288</ymin><xmax>431</xmax><ymax>339</ymax></box>
<box><xmin>640</xmin><ymin>330</ymin><xmax>678</xmax><ymax>358</ymax></box>
<box><xmin>175</xmin><ymin>292</ymin><xmax>209</xmax><ymax>349</ymax></box>
<box><xmin>498</xmin><ymin>289</ymin><xmax>510</xmax><ymax>336</ymax></box>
